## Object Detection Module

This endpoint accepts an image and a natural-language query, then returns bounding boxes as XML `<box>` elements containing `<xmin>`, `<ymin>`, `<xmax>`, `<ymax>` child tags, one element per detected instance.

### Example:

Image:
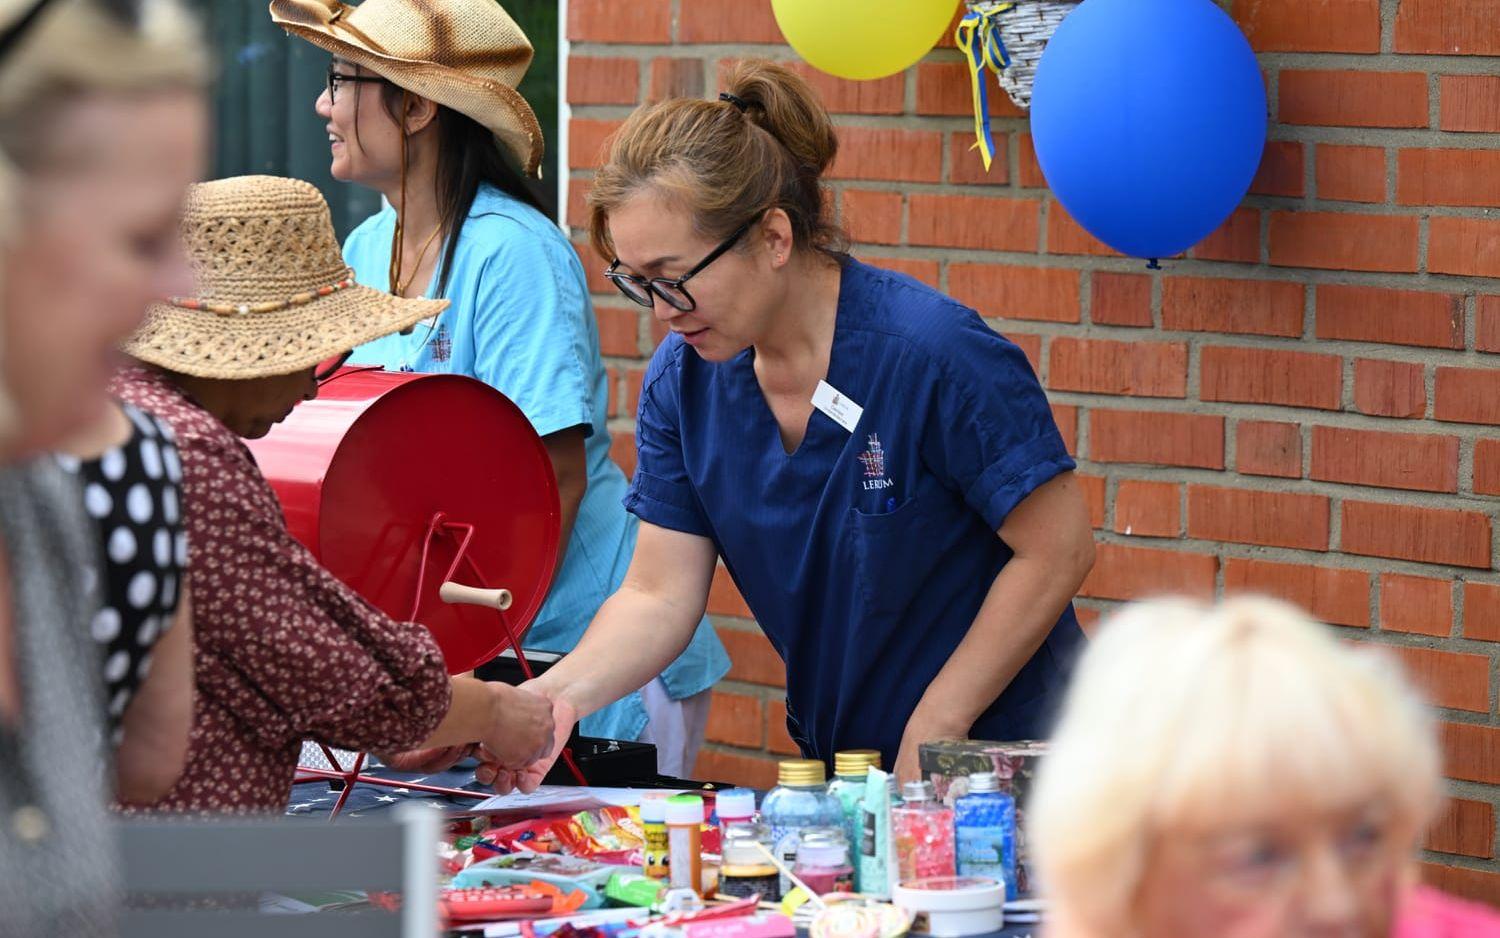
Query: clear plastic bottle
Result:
<box><xmin>793</xmin><ymin>826</ymin><xmax>854</xmax><ymax>896</ymax></box>
<box><xmin>826</xmin><ymin>750</ymin><xmax>881</xmax><ymax>875</ymax></box>
<box><xmin>761</xmin><ymin>759</ymin><xmax>842</xmax><ymax>895</ymax></box>
<box><xmin>891</xmin><ymin>780</ymin><xmax>956</xmax><ymax>882</ymax></box>
<box><xmin>954</xmin><ymin>771</ymin><xmax>1017</xmax><ymax>899</ymax></box>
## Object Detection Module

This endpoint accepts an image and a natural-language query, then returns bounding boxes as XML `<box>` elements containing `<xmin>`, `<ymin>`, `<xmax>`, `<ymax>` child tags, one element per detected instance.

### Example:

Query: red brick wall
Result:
<box><xmin>563</xmin><ymin>0</ymin><xmax>1500</xmax><ymax>904</ymax></box>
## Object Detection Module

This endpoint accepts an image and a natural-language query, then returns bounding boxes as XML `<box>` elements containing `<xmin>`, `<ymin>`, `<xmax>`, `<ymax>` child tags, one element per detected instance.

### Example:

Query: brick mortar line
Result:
<box><xmin>1078</xmin><ymin>595</ymin><xmax>1500</xmax><ymax>670</ymax></box>
<box><xmin>712</xmin><ymin>679</ymin><xmax>786</xmax><ymax>698</ymax></box>
<box><xmin>567</xmin><ymin>169</ymin><xmax>1500</xmax><ymax>227</ymax></box>
<box><xmin>995</xmin><ymin>321</ymin><xmax>1493</xmax><ymax>365</ymax></box>
<box><xmin>572</xmin><ymin>100</ymin><xmax>1500</xmax><ymax>153</ymax></box>
<box><xmin>1072</xmin><ymin>458</ymin><xmax>1500</xmax><ymax>512</ymax></box>
<box><xmin>578</xmin><ymin>241</ymin><xmax>1500</xmax><ymax>303</ymax></box>
<box><xmin>1446</xmin><ymin>778</ymin><xmax>1500</xmax><ymax>805</ymax></box>
<box><xmin>1053</xmin><ymin>392</ymin><xmax>1492</xmax><ymax>436</ymax></box>
<box><xmin>565</xmin><ymin>41</ymin><xmax>1500</xmax><ymax>75</ymax></box>
<box><xmin>850</xmin><ymin>243</ymin><xmax>1497</xmax><ymax>294</ymax></box>
<box><xmin>1429</xmin><ymin>71</ymin><xmax>1443</xmax><ymax>131</ymax></box>
<box><xmin>1082</xmin><ymin>538</ymin><xmax>1499</xmax><ymax>598</ymax></box>
<box><xmin>1417</xmin><ymin>852</ymin><xmax>1500</xmax><ymax>875</ymax></box>
<box><xmin>605</xmin><ymin>364</ymin><xmax>1500</xmax><ymax>446</ymax></box>
<box><xmin>1379</xmin><ymin>0</ymin><xmax>1398</xmax><ymax>56</ymax></box>
<box><xmin>1256</xmin><ymin>51</ymin><xmax>1500</xmax><ymax>73</ymax></box>
<box><xmin>1491</xmin><ymin>649</ymin><xmax>1499</xmax><ymax>721</ymax></box>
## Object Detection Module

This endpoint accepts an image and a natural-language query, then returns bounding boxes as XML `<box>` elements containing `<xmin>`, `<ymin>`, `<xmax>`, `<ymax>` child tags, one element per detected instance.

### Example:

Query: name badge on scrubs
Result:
<box><xmin>811</xmin><ymin>380</ymin><xmax>864</xmax><ymax>433</ymax></box>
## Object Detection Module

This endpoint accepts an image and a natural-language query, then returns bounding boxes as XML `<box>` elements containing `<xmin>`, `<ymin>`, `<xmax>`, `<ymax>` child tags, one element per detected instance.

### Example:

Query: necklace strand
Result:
<box><xmin>395</xmin><ymin>223</ymin><xmax>444</xmax><ymax>297</ymax></box>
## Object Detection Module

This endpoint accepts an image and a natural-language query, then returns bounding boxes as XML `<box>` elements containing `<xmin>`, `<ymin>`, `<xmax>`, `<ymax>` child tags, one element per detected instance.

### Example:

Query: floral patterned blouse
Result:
<box><xmin>114</xmin><ymin>366</ymin><xmax>451</xmax><ymax>813</ymax></box>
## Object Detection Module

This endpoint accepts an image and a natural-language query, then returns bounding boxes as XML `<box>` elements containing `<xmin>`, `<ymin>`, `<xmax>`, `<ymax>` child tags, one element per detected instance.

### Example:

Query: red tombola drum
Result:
<box><xmin>244</xmin><ymin>368</ymin><xmax>561</xmax><ymax>675</ymax></box>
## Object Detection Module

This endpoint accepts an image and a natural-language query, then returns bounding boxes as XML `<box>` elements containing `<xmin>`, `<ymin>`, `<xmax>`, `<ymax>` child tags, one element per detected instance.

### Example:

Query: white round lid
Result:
<box><xmin>893</xmin><ymin>876</ymin><xmax>1005</xmax><ymax>910</ymax></box>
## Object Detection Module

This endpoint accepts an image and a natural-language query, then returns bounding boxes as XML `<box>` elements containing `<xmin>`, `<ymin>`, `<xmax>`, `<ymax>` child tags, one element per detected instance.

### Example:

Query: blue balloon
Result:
<box><xmin>1029</xmin><ymin>0</ymin><xmax>1267</xmax><ymax>261</ymax></box>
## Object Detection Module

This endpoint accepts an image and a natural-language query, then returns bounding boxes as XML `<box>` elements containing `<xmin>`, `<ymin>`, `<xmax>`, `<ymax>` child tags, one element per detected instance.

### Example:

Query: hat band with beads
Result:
<box><xmin>167</xmin><ymin>271</ymin><xmax>357</xmax><ymax>318</ymax></box>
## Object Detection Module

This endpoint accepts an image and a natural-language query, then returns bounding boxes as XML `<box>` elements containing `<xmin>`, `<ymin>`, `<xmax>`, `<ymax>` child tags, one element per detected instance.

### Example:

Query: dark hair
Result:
<box><xmin>588</xmin><ymin>59</ymin><xmax>846</xmax><ymax>263</ymax></box>
<box><xmin>376</xmin><ymin>84</ymin><xmax>544</xmax><ymax>296</ymax></box>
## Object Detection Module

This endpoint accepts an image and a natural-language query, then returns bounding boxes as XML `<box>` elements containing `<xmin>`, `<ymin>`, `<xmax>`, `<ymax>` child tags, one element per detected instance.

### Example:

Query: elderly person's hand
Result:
<box><xmin>1028</xmin><ymin>597</ymin><xmax>1500</xmax><ymax>938</ymax></box>
<box><xmin>475</xmin><ymin>681</ymin><xmax>577</xmax><ymax>794</ymax></box>
<box><xmin>475</xmin><ymin>681</ymin><xmax>555</xmax><ymax>771</ymax></box>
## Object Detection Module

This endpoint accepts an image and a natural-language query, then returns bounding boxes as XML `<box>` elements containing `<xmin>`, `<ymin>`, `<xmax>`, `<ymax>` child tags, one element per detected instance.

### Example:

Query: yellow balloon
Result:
<box><xmin>772</xmin><ymin>0</ymin><xmax>959</xmax><ymax>81</ymax></box>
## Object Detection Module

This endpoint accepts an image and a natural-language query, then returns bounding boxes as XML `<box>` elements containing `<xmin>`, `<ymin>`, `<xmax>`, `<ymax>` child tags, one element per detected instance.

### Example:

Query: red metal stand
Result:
<box><xmin>291</xmin><ymin>513</ymin><xmax>585</xmax><ymax>820</ymax></box>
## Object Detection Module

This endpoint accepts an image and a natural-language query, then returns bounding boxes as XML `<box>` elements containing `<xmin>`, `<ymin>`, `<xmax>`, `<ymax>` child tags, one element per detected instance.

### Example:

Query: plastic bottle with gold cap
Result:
<box><xmin>761</xmin><ymin>759</ymin><xmax>842</xmax><ymax>896</ymax></box>
<box><xmin>826</xmin><ymin>750</ymin><xmax>881</xmax><ymax>891</ymax></box>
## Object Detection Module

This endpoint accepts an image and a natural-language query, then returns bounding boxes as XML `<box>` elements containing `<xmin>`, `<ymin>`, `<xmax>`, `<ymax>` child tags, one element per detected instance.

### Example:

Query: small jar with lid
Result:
<box><xmin>719</xmin><ymin>821</ymin><xmax>780</xmax><ymax>901</ymax></box>
<box><xmin>793</xmin><ymin>826</ymin><xmax>855</xmax><ymax>896</ymax></box>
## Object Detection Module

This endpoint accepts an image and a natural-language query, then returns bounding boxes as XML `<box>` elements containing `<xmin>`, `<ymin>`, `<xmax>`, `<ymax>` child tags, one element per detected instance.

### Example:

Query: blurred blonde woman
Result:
<box><xmin>0</xmin><ymin>0</ymin><xmax>206</xmax><ymax>933</ymax></box>
<box><xmin>1030</xmin><ymin>597</ymin><xmax>1500</xmax><ymax>938</ymax></box>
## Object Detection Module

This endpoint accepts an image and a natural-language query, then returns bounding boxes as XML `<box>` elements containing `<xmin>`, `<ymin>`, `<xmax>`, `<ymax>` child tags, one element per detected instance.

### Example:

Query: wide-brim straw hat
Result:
<box><xmin>269</xmin><ymin>0</ymin><xmax>544</xmax><ymax>177</ymax></box>
<box><xmin>124</xmin><ymin>175</ymin><xmax>448</xmax><ymax>380</ymax></box>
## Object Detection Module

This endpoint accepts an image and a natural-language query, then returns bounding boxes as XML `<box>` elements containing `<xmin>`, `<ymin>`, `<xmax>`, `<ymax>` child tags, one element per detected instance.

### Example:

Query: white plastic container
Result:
<box><xmin>893</xmin><ymin>876</ymin><xmax>1005</xmax><ymax>937</ymax></box>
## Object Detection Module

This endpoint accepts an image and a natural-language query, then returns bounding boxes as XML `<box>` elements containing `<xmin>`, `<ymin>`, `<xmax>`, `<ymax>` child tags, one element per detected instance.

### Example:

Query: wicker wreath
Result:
<box><xmin>965</xmin><ymin>0</ymin><xmax>1082</xmax><ymax>110</ymax></box>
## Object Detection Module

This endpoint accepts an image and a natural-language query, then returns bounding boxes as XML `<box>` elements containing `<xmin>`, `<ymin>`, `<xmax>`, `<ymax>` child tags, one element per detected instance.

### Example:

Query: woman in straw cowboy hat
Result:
<box><xmin>270</xmin><ymin>0</ymin><xmax>728</xmax><ymax>777</ymax></box>
<box><xmin>0</xmin><ymin>0</ymin><xmax>206</xmax><ymax>931</ymax></box>
<box><xmin>115</xmin><ymin>174</ymin><xmax>554</xmax><ymax>813</ymax></box>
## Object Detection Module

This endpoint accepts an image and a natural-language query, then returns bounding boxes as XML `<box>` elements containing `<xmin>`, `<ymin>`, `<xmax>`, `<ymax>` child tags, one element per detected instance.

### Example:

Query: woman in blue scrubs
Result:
<box><xmin>488</xmin><ymin>60</ymin><xmax>1095</xmax><ymax>788</ymax></box>
<box><xmin>273</xmin><ymin>0</ymin><xmax>728</xmax><ymax>775</ymax></box>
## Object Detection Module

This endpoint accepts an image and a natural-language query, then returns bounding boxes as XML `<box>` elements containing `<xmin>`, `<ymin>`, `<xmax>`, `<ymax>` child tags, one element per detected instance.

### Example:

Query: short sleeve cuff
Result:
<box><xmin>623</xmin><ymin>468</ymin><xmax>712</xmax><ymax>538</ymax></box>
<box><xmin>969</xmin><ymin>435</ymin><xmax>1077</xmax><ymax>532</ymax></box>
<box><xmin>523</xmin><ymin>404</ymin><xmax>596</xmax><ymax>439</ymax></box>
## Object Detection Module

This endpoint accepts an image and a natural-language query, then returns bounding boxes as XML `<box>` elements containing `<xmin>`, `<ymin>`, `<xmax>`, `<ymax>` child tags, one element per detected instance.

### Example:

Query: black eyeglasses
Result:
<box><xmin>326</xmin><ymin>63</ymin><xmax>389</xmax><ymax>104</ymax></box>
<box><xmin>315</xmin><ymin>351</ymin><xmax>353</xmax><ymax>384</ymax></box>
<box><xmin>605</xmin><ymin>220</ymin><xmax>755</xmax><ymax>313</ymax></box>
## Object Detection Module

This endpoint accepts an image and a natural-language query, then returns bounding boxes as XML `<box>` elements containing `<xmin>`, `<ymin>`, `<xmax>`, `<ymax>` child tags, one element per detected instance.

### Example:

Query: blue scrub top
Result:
<box><xmin>343</xmin><ymin>184</ymin><xmax>729</xmax><ymax>741</ymax></box>
<box><xmin>627</xmin><ymin>258</ymin><xmax>1085</xmax><ymax>765</ymax></box>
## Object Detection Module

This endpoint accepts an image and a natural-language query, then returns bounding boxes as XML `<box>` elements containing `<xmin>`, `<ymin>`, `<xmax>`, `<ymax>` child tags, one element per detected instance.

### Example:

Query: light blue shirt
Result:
<box><xmin>343</xmin><ymin>184</ymin><xmax>729</xmax><ymax>741</ymax></box>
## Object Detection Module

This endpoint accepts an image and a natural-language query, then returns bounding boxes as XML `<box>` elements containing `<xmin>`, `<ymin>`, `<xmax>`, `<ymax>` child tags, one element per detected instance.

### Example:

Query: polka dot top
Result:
<box><xmin>59</xmin><ymin>403</ymin><xmax>187</xmax><ymax>744</ymax></box>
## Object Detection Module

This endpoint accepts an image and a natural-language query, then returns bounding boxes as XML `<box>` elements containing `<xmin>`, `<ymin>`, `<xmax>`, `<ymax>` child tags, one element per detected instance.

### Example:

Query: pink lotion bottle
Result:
<box><xmin>892</xmin><ymin>780</ymin><xmax>956</xmax><ymax>882</ymax></box>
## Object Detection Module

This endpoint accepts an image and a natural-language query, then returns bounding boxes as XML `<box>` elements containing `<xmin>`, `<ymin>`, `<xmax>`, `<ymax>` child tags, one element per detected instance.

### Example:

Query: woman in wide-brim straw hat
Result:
<box><xmin>115</xmin><ymin>174</ymin><xmax>555</xmax><ymax>813</ymax></box>
<box><xmin>270</xmin><ymin>0</ymin><xmax>729</xmax><ymax>777</ymax></box>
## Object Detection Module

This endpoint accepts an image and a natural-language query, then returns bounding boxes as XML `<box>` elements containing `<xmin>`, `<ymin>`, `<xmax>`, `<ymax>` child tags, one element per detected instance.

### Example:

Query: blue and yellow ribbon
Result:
<box><xmin>955</xmin><ymin>2</ymin><xmax>1016</xmax><ymax>172</ymax></box>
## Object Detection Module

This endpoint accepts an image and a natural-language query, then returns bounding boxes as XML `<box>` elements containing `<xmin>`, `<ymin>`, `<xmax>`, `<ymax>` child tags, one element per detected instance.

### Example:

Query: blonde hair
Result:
<box><xmin>1030</xmin><ymin>596</ymin><xmax>1441</xmax><ymax>933</ymax></box>
<box><xmin>587</xmin><ymin>59</ymin><xmax>847</xmax><ymax>262</ymax></box>
<box><xmin>0</xmin><ymin>0</ymin><xmax>205</xmax><ymax>449</ymax></box>
<box><xmin>0</xmin><ymin>0</ymin><xmax>207</xmax><ymax>171</ymax></box>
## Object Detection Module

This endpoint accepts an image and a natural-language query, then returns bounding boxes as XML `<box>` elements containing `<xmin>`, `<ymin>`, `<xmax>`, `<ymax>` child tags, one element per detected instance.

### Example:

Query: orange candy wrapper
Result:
<box><xmin>481</xmin><ymin>804</ymin><xmax>721</xmax><ymax>866</ymax></box>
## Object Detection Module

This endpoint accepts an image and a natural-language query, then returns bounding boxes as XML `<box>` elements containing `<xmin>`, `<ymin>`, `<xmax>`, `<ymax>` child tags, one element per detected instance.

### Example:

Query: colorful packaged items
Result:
<box><xmin>452</xmin><ymin>853</ymin><xmax>637</xmax><ymax>909</ymax></box>
<box><xmin>481</xmin><ymin>806</ymin><xmax>648</xmax><ymax>866</ymax></box>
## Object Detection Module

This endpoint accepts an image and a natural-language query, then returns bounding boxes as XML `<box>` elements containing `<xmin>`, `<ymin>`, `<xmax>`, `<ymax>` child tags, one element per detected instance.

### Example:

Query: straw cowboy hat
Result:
<box><xmin>269</xmin><ymin>0</ymin><xmax>544</xmax><ymax>177</ymax></box>
<box><xmin>124</xmin><ymin>175</ymin><xmax>448</xmax><ymax>380</ymax></box>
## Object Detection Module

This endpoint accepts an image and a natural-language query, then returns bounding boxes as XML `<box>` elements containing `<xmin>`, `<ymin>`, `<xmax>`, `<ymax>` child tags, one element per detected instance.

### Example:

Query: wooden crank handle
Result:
<box><xmin>438</xmin><ymin>581</ymin><xmax>514</xmax><ymax>611</ymax></box>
